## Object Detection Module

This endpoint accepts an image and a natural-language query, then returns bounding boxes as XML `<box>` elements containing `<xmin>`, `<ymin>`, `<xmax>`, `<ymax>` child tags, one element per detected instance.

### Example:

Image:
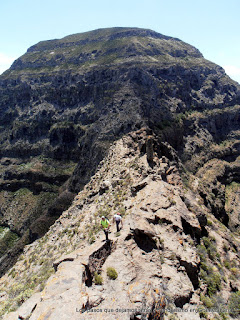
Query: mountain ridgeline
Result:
<box><xmin>0</xmin><ymin>27</ymin><xmax>239</xmax><ymax>281</ymax></box>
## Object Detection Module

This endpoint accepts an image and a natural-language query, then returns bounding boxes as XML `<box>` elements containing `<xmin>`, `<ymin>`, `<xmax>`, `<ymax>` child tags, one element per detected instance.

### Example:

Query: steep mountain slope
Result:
<box><xmin>0</xmin><ymin>28</ymin><xmax>239</xmax><ymax>267</ymax></box>
<box><xmin>1</xmin><ymin>129</ymin><xmax>240</xmax><ymax>320</ymax></box>
<box><xmin>0</xmin><ymin>27</ymin><xmax>240</xmax><ymax>318</ymax></box>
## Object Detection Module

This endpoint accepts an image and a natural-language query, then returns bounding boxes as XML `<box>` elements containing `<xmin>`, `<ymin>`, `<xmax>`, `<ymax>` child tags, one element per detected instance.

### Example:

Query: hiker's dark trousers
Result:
<box><xmin>116</xmin><ymin>221</ymin><xmax>120</xmax><ymax>232</ymax></box>
<box><xmin>104</xmin><ymin>229</ymin><xmax>108</xmax><ymax>240</ymax></box>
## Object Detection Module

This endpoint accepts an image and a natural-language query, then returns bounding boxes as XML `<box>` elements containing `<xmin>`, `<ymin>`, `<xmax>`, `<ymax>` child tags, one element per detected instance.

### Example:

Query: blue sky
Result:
<box><xmin>0</xmin><ymin>0</ymin><xmax>240</xmax><ymax>83</ymax></box>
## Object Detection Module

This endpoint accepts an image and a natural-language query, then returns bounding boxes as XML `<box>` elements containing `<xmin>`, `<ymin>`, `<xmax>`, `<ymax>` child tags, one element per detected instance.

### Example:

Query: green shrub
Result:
<box><xmin>197</xmin><ymin>245</ymin><xmax>208</xmax><ymax>262</ymax></box>
<box><xmin>202</xmin><ymin>236</ymin><xmax>217</xmax><ymax>261</ymax></box>
<box><xmin>228</xmin><ymin>291</ymin><xmax>240</xmax><ymax>318</ymax></box>
<box><xmin>8</xmin><ymin>268</ymin><xmax>17</xmax><ymax>278</ymax></box>
<box><xmin>223</xmin><ymin>259</ymin><xmax>231</xmax><ymax>269</ymax></box>
<box><xmin>201</xmin><ymin>262</ymin><xmax>211</xmax><ymax>272</ymax></box>
<box><xmin>94</xmin><ymin>272</ymin><xmax>103</xmax><ymax>285</ymax></box>
<box><xmin>199</xmin><ymin>236</ymin><xmax>221</xmax><ymax>262</ymax></box>
<box><xmin>207</xmin><ymin>272</ymin><xmax>221</xmax><ymax>296</ymax></box>
<box><xmin>207</xmin><ymin>219</ymin><xmax>213</xmax><ymax>226</ymax></box>
<box><xmin>107</xmin><ymin>267</ymin><xmax>118</xmax><ymax>280</ymax></box>
<box><xmin>16</xmin><ymin>288</ymin><xmax>34</xmax><ymax>305</ymax></box>
<box><xmin>200</xmin><ymin>264</ymin><xmax>221</xmax><ymax>297</ymax></box>
<box><xmin>200</xmin><ymin>293</ymin><xmax>215</xmax><ymax>308</ymax></box>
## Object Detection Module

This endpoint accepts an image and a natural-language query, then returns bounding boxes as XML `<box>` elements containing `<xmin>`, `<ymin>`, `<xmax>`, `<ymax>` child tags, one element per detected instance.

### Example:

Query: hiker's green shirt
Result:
<box><xmin>101</xmin><ymin>219</ymin><xmax>109</xmax><ymax>228</ymax></box>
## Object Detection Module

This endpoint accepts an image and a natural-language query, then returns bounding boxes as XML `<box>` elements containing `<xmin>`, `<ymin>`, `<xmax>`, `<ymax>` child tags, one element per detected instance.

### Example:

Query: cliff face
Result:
<box><xmin>1</xmin><ymin>28</ymin><xmax>239</xmax><ymax>171</ymax></box>
<box><xmin>0</xmin><ymin>27</ymin><xmax>240</xmax><ymax>318</ymax></box>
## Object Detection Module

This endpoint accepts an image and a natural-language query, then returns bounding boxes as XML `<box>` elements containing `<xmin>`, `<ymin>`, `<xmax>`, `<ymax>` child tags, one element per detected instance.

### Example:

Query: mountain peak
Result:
<box><xmin>28</xmin><ymin>27</ymin><xmax>177</xmax><ymax>53</ymax></box>
<box><xmin>6</xmin><ymin>27</ymin><xmax>202</xmax><ymax>75</ymax></box>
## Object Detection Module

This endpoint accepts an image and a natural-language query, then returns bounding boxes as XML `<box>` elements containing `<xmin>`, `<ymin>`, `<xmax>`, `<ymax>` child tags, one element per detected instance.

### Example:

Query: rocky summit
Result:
<box><xmin>0</xmin><ymin>27</ymin><xmax>240</xmax><ymax>319</ymax></box>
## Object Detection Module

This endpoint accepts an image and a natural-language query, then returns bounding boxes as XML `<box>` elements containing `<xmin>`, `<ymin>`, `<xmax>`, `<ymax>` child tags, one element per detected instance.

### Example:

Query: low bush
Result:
<box><xmin>94</xmin><ymin>272</ymin><xmax>103</xmax><ymax>285</ymax></box>
<box><xmin>202</xmin><ymin>236</ymin><xmax>217</xmax><ymax>261</ymax></box>
<box><xmin>200</xmin><ymin>293</ymin><xmax>215</xmax><ymax>308</ymax></box>
<box><xmin>107</xmin><ymin>267</ymin><xmax>118</xmax><ymax>280</ymax></box>
<box><xmin>197</xmin><ymin>245</ymin><xmax>208</xmax><ymax>262</ymax></box>
<box><xmin>200</xmin><ymin>264</ymin><xmax>221</xmax><ymax>297</ymax></box>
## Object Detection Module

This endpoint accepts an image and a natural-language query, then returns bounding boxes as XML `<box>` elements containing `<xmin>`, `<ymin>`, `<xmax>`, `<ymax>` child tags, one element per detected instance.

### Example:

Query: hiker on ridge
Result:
<box><xmin>101</xmin><ymin>216</ymin><xmax>110</xmax><ymax>241</ymax></box>
<box><xmin>112</xmin><ymin>212</ymin><xmax>123</xmax><ymax>232</ymax></box>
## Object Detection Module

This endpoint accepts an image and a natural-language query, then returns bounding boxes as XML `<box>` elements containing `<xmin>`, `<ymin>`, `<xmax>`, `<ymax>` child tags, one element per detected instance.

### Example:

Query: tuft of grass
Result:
<box><xmin>207</xmin><ymin>219</ymin><xmax>213</xmax><ymax>226</ymax></box>
<box><xmin>94</xmin><ymin>272</ymin><xmax>103</xmax><ymax>285</ymax></box>
<box><xmin>8</xmin><ymin>268</ymin><xmax>17</xmax><ymax>278</ymax></box>
<box><xmin>107</xmin><ymin>267</ymin><xmax>118</xmax><ymax>280</ymax></box>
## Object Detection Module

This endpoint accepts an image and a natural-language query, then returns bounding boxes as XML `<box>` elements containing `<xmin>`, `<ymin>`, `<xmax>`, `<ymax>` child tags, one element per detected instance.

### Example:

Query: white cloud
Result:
<box><xmin>223</xmin><ymin>65</ymin><xmax>240</xmax><ymax>84</ymax></box>
<box><xmin>0</xmin><ymin>53</ymin><xmax>16</xmax><ymax>75</ymax></box>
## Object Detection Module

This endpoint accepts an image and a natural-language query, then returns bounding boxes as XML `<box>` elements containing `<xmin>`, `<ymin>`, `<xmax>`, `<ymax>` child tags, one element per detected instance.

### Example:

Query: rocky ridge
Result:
<box><xmin>1</xmin><ymin>129</ymin><xmax>240</xmax><ymax>320</ymax></box>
